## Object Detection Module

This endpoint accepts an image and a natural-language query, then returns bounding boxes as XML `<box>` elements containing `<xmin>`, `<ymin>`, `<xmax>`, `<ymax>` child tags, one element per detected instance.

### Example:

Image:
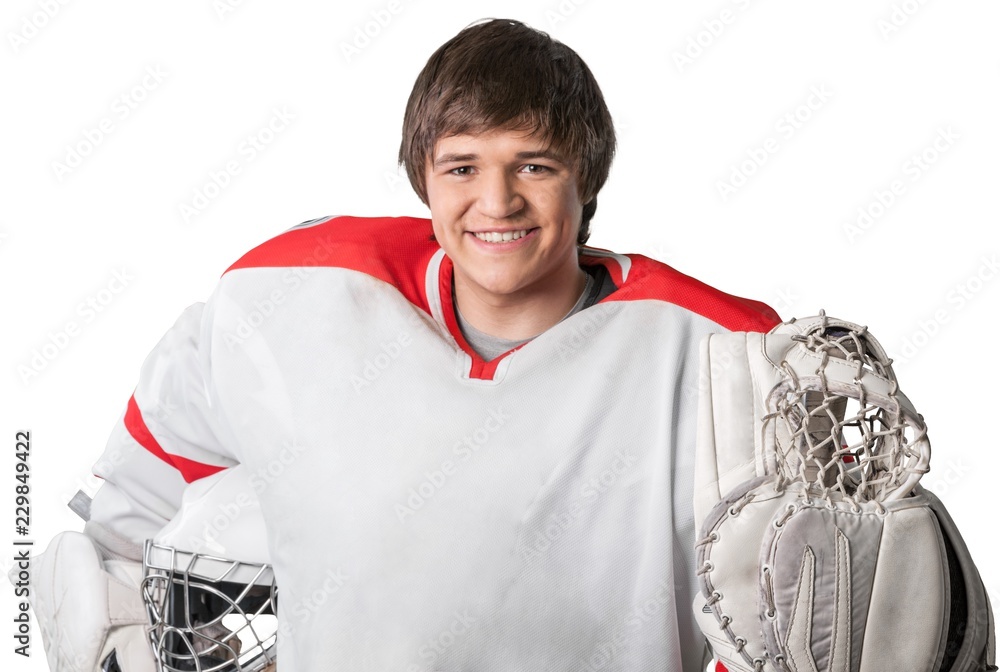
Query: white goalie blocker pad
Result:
<box><xmin>142</xmin><ymin>465</ymin><xmax>277</xmax><ymax>672</ymax></box>
<box><xmin>9</xmin><ymin>530</ymin><xmax>154</xmax><ymax>672</ymax></box>
<box><xmin>692</xmin><ymin>314</ymin><xmax>996</xmax><ymax>672</ymax></box>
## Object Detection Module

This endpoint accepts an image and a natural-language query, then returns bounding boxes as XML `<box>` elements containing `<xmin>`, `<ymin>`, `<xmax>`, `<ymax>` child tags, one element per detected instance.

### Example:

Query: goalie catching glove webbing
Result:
<box><xmin>693</xmin><ymin>313</ymin><xmax>996</xmax><ymax>672</ymax></box>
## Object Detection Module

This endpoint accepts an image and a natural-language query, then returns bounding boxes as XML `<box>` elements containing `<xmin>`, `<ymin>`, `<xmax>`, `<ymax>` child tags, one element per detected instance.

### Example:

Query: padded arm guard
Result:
<box><xmin>692</xmin><ymin>314</ymin><xmax>996</xmax><ymax>672</ymax></box>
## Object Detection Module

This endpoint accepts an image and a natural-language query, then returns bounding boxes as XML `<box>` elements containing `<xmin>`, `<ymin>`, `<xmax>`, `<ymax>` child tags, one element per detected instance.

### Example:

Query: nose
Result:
<box><xmin>476</xmin><ymin>171</ymin><xmax>525</xmax><ymax>220</ymax></box>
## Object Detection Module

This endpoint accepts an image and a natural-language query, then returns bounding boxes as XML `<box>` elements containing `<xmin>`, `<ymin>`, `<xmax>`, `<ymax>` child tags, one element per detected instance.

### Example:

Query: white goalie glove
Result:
<box><xmin>693</xmin><ymin>313</ymin><xmax>996</xmax><ymax>672</ymax></box>
<box><xmin>11</xmin><ymin>527</ymin><xmax>155</xmax><ymax>672</ymax></box>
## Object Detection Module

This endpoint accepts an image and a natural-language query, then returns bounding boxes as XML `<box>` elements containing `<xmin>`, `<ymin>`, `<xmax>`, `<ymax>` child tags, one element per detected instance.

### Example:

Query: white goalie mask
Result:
<box><xmin>141</xmin><ymin>466</ymin><xmax>278</xmax><ymax>672</ymax></box>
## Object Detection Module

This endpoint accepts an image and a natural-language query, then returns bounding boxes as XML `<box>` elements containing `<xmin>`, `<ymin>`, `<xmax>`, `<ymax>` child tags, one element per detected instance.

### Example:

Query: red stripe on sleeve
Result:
<box><xmin>124</xmin><ymin>395</ymin><xmax>227</xmax><ymax>483</ymax></box>
<box><xmin>716</xmin><ymin>662</ymin><xmax>729</xmax><ymax>672</ymax></box>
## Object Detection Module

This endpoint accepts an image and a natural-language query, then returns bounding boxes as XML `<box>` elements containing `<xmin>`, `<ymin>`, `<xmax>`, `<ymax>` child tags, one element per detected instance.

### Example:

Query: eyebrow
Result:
<box><xmin>432</xmin><ymin>149</ymin><xmax>568</xmax><ymax>168</ymax></box>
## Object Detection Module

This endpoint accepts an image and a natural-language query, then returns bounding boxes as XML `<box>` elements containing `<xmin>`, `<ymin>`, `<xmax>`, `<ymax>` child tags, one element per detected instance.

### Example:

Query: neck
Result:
<box><xmin>453</xmin><ymin>262</ymin><xmax>588</xmax><ymax>341</ymax></box>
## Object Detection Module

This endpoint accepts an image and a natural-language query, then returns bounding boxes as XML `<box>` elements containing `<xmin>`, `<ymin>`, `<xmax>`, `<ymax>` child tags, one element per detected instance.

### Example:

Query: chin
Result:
<box><xmin>478</xmin><ymin>278</ymin><xmax>523</xmax><ymax>295</ymax></box>
<box><xmin>468</xmin><ymin>272</ymin><xmax>528</xmax><ymax>296</ymax></box>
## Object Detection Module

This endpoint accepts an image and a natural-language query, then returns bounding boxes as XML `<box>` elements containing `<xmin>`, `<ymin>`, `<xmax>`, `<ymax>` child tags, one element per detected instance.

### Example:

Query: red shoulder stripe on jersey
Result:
<box><xmin>595</xmin><ymin>254</ymin><xmax>781</xmax><ymax>332</ymax></box>
<box><xmin>124</xmin><ymin>395</ymin><xmax>227</xmax><ymax>484</ymax></box>
<box><xmin>224</xmin><ymin>216</ymin><xmax>439</xmax><ymax>315</ymax></box>
<box><xmin>716</xmin><ymin>662</ymin><xmax>729</xmax><ymax>672</ymax></box>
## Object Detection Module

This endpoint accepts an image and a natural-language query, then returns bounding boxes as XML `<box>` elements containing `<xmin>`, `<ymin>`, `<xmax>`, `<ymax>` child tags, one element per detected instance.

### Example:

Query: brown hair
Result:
<box><xmin>398</xmin><ymin>18</ymin><xmax>616</xmax><ymax>245</ymax></box>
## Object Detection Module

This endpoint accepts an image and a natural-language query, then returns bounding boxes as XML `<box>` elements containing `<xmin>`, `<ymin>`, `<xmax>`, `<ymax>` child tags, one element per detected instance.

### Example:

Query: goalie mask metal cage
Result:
<box><xmin>141</xmin><ymin>467</ymin><xmax>279</xmax><ymax>672</ymax></box>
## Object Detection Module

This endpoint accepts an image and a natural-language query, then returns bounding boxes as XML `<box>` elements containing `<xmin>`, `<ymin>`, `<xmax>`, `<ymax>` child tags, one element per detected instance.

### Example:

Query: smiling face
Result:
<box><xmin>425</xmin><ymin>128</ymin><xmax>585</xmax><ymax>311</ymax></box>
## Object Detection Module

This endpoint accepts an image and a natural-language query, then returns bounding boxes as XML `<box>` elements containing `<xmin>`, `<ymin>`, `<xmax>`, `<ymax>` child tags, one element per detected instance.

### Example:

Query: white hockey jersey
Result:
<box><xmin>88</xmin><ymin>215</ymin><xmax>779</xmax><ymax>671</ymax></box>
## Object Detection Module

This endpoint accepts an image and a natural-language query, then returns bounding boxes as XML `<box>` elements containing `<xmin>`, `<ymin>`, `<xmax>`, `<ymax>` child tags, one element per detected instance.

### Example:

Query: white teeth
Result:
<box><xmin>473</xmin><ymin>229</ymin><xmax>530</xmax><ymax>243</ymax></box>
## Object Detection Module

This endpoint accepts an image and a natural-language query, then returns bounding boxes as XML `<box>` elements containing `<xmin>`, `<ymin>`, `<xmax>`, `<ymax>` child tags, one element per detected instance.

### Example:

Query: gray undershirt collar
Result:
<box><xmin>455</xmin><ymin>271</ymin><xmax>595</xmax><ymax>361</ymax></box>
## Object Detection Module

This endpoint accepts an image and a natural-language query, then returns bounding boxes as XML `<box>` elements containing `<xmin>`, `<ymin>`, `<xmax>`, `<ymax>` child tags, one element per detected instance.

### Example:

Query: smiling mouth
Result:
<box><xmin>470</xmin><ymin>228</ymin><xmax>537</xmax><ymax>243</ymax></box>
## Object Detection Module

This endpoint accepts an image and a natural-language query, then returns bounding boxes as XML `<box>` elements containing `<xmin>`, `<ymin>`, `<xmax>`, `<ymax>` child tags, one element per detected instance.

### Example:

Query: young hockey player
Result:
<box><xmin>27</xmin><ymin>18</ymin><xmax>779</xmax><ymax>671</ymax></box>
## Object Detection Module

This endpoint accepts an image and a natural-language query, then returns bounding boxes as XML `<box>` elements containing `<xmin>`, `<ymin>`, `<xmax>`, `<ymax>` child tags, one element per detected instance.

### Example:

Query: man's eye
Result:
<box><xmin>521</xmin><ymin>164</ymin><xmax>550</xmax><ymax>174</ymax></box>
<box><xmin>450</xmin><ymin>166</ymin><xmax>473</xmax><ymax>176</ymax></box>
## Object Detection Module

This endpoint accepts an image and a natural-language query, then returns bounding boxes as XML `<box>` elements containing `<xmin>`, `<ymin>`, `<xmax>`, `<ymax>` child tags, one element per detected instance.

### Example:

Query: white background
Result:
<box><xmin>2</xmin><ymin>0</ymin><xmax>998</xmax><ymax>669</ymax></box>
